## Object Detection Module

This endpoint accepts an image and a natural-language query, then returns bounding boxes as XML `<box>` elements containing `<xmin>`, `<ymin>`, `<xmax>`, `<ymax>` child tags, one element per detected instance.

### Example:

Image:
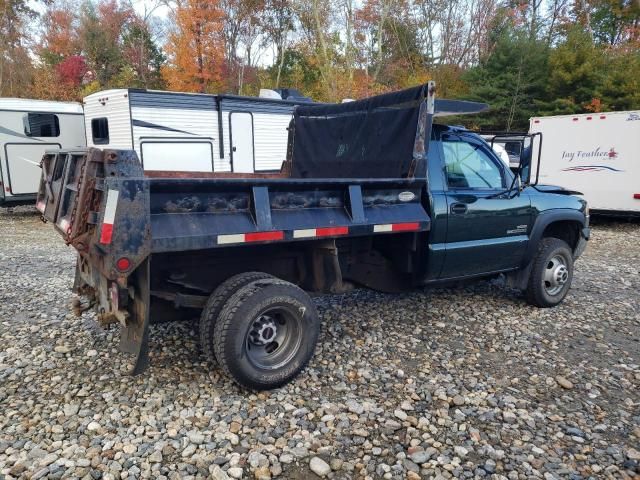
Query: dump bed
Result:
<box><xmin>35</xmin><ymin>85</ymin><xmax>448</xmax><ymax>281</ymax></box>
<box><xmin>37</xmin><ymin>148</ymin><xmax>431</xmax><ymax>275</ymax></box>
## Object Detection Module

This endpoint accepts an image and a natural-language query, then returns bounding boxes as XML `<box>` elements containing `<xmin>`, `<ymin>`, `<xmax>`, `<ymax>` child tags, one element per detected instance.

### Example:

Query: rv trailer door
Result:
<box><xmin>6</xmin><ymin>143</ymin><xmax>61</xmax><ymax>195</ymax></box>
<box><xmin>230</xmin><ymin>112</ymin><xmax>255</xmax><ymax>173</ymax></box>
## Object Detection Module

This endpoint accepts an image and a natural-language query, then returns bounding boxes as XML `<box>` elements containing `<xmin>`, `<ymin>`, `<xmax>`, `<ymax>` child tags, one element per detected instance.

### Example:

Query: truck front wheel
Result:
<box><xmin>213</xmin><ymin>278</ymin><xmax>320</xmax><ymax>390</ymax></box>
<box><xmin>525</xmin><ymin>238</ymin><xmax>574</xmax><ymax>308</ymax></box>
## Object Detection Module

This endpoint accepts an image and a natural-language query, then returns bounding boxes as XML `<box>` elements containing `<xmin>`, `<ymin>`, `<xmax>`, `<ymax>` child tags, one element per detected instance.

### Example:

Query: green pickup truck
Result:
<box><xmin>37</xmin><ymin>82</ymin><xmax>590</xmax><ymax>389</ymax></box>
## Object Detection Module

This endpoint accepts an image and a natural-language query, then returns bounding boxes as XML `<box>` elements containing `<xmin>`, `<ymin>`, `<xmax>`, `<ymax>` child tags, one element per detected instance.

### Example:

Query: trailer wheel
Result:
<box><xmin>200</xmin><ymin>272</ymin><xmax>274</xmax><ymax>363</ymax></box>
<box><xmin>525</xmin><ymin>238</ymin><xmax>574</xmax><ymax>308</ymax></box>
<box><xmin>214</xmin><ymin>279</ymin><xmax>319</xmax><ymax>390</ymax></box>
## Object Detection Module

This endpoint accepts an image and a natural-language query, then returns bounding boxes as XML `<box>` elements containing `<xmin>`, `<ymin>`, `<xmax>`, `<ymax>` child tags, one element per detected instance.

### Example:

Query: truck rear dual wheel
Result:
<box><xmin>526</xmin><ymin>238</ymin><xmax>574</xmax><ymax>308</ymax></box>
<box><xmin>200</xmin><ymin>272</ymin><xmax>274</xmax><ymax>362</ymax></box>
<box><xmin>202</xmin><ymin>275</ymin><xmax>320</xmax><ymax>390</ymax></box>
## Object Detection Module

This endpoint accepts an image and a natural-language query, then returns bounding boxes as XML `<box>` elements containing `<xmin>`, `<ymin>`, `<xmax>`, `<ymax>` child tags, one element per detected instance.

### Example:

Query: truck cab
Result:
<box><xmin>424</xmin><ymin>125</ymin><xmax>588</xmax><ymax>285</ymax></box>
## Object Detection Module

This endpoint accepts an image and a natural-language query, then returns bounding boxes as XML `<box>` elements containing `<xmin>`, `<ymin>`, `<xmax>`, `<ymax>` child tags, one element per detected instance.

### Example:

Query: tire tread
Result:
<box><xmin>214</xmin><ymin>278</ymin><xmax>318</xmax><ymax>389</ymax></box>
<box><xmin>199</xmin><ymin>272</ymin><xmax>273</xmax><ymax>363</ymax></box>
<box><xmin>525</xmin><ymin>237</ymin><xmax>573</xmax><ymax>308</ymax></box>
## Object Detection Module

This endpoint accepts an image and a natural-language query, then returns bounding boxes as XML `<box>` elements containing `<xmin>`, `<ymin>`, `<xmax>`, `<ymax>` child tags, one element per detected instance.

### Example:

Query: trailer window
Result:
<box><xmin>442</xmin><ymin>140</ymin><xmax>504</xmax><ymax>189</ymax></box>
<box><xmin>23</xmin><ymin>113</ymin><xmax>60</xmax><ymax>137</ymax></box>
<box><xmin>91</xmin><ymin>118</ymin><xmax>109</xmax><ymax>145</ymax></box>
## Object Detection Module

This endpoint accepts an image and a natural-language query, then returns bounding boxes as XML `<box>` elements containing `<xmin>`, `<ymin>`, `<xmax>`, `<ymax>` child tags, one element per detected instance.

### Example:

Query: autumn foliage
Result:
<box><xmin>0</xmin><ymin>0</ymin><xmax>638</xmax><ymax>130</ymax></box>
<box><xmin>56</xmin><ymin>56</ymin><xmax>88</xmax><ymax>86</ymax></box>
<box><xmin>163</xmin><ymin>0</ymin><xmax>226</xmax><ymax>93</ymax></box>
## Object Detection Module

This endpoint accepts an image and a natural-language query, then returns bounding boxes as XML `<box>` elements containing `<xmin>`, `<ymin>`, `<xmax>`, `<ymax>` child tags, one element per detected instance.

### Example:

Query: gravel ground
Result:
<box><xmin>1</xmin><ymin>207</ymin><xmax>639</xmax><ymax>480</ymax></box>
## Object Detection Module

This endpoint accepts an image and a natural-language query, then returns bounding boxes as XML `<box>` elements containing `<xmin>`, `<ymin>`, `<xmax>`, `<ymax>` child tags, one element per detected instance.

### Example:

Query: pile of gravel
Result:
<box><xmin>1</xmin><ymin>210</ymin><xmax>638</xmax><ymax>479</ymax></box>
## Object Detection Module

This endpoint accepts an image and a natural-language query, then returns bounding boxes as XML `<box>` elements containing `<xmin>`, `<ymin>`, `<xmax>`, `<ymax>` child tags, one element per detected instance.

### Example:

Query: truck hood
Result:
<box><xmin>533</xmin><ymin>184</ymin><xmax>584</xmax><ymax>196</ymax></box>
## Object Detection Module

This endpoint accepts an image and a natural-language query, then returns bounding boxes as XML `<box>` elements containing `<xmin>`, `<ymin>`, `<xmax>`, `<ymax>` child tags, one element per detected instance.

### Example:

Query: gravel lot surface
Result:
<box><xmin>1</xmin><ymin>208</ymin><xmax>639</xmax><ymax>480</ymax></box>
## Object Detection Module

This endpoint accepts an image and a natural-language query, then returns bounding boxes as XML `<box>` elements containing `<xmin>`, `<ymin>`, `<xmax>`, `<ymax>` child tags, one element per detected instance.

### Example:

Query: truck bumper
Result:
<box><xmin>574</xmin><ymin>227</ymin><xmax>590</xmax><ymax>259</ymax></box>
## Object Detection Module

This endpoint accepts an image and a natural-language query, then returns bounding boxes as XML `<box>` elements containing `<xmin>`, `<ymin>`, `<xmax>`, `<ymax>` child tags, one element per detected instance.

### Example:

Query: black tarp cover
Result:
<box><xmin>289</xmin><ymin>84</ymin><xmax>427</xmax><ymax>179</ymax></box>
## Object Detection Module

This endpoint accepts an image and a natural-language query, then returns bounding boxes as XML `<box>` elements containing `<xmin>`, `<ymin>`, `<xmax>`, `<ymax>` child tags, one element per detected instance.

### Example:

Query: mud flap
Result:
<box><xmin>120</xmin><ymin>256</ymin><xmax>151</xmax><ymax>375</ymax></box>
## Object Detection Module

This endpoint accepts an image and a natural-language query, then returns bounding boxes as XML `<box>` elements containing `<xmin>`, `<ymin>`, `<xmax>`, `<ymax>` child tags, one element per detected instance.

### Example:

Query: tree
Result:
<box><xmin>462</xmin><ymin>16</ymin><xmax>549</xmax><ymax>130</ymax></box>
<box><xmin>573</xmin><ymin>0</ymin><xmax>640</xmax><ymax>45</ymax></box>
<box><xmin>266</xmin><ymin>48</ymin><xmax>321</xmax><ymax>94</ymax></box>
<box><xmin>0</xmin><ymin>0</ymin><xmax>36</xmax><ymax>96</ymax></box>
<box><xmin>39</xmin><ymin>2</ymin><xmax>80</xmax><ymax>66</ymax></box>
<box><xmin>544</xmin><ymin>27</ymin><xmax>604</xmax><ymax>114</ymax></box>
<box><xmin>262</xmin><ymin>0</ymin><xmax>295</xmax><ymax>88</ymax></box>
<box><xmin>122</xmin><ymin>20</ymin><xmax>165</xmax><ymax>88</ymax></box>
<box><xmin>77</xmin><ymin>0</ymin><xmax>134</xmax><ymax>87</ymax></box>
<box><xmin>598</xmin><ymin>46</ymin><xmax>640</xmax><ymax>110</ymax></box>
<box><xmin>56</xmin><ymin>55</ymin><xmax>88</xmax><ymax>86</ymax></box>
<box><xmin>162</xmin><ymin>0</ymin><xmax>226</xmax><ymax>93</ymax></box>
<box><xmin>219</xmin><ymin>0</ymin><xmax>267</xmax><ymax>93</ymax></box>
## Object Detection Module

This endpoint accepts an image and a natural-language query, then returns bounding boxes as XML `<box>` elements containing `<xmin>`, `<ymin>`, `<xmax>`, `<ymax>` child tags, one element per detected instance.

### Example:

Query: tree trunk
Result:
<box><xmin>195</xmin><ymin>20</ymin><xmax>205</xmax><ymax>93</ymax></box>
<box><xmin>312</xmin><ymin>0</ymin><xmax>335</xmax><ymax>100</ymax></box>
<box><xmin>275</xmin><ymin>39</ymin><xmax>286</xmax><ymax>88</ymax></box>
<box><xmin>372</xmin><ymin>0</ymin><xmax>390</xmax><ymax>82</ymax></box>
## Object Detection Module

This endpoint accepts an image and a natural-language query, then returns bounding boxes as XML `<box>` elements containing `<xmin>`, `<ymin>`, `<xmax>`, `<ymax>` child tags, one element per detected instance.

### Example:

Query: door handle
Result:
<box><xmin>450</xmin><ymin>203</ymin><xmax>468</xmax><ymax>214</ymax></box>
<box><xmin>232</xmin><ymin>146</ymin><xmax>237</xmax><ymax>152</ymax></box>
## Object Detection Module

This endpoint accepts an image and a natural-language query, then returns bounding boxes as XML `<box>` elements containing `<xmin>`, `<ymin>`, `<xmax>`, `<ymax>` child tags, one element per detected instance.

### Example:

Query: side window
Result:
<box><xmin>23</xmin><ymin>113</ymin><xmax>60</xmax><ymax>137</ymax></box>
<box><xmin>92</xmin><ymin>117</ymin><xmax>109</xmax><ymax>145</ymax></box>
<box><xmin>442</xmin><ymin>139</ymin><xmax>504</xmax><ymax>189</ymax></box>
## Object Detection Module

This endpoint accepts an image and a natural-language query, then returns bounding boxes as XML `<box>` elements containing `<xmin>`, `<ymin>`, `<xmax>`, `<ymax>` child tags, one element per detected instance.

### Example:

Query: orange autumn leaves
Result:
<box><xmin>163</xmin><ymin>0</ymin><xmax>226</xmax><ymax>93</ymax></box>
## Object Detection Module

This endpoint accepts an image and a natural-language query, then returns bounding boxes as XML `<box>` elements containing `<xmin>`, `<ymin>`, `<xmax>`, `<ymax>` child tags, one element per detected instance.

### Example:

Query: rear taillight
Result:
<box><xmin>634</xmin><ymin>194</ymin><xmax>640</xmax><ymax>200</ymax></box>
<box><xmin>116</xmin><ymin>257</ymin><xmax>131</xmax><ymax>272</ymax></box>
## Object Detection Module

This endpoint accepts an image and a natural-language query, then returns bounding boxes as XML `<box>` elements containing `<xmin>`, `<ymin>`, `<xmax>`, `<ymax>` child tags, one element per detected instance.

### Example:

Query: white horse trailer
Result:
<box><xmin>0</xmin><ymin>99</ymin><xmax>85</xmax><ymax>206</ymax></box>
<box><xmin>83</xmin><ymin>89</ymin><xmax>308</xmax><ymax>174</ymax></box>
<box><xmin>530</xmin><ymin>111</ymin><xmax>640</xmax><ymax>214</ymax></box>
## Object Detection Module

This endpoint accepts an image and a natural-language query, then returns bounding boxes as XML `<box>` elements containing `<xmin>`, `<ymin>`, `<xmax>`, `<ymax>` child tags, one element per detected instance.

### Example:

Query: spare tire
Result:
<box><xmin>214</xmin><ymin>278</ymin><xmax>320</xmax><ymax>390</ymax></box>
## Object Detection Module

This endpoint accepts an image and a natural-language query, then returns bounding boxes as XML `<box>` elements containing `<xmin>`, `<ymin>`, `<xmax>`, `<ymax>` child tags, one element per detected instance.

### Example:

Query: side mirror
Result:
<box><xmin>518</xmin><ymin>145</ymin><xmax>533</xmax><ymax>186</ymax></box>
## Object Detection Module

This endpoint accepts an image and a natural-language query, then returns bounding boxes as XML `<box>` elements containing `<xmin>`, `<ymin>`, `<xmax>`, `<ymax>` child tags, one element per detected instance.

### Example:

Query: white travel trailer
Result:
<box><xmin>0</xmin><ymin>99</ymin><xmax>85</xmax><ymax>206</ymax></box>
<box><xmin>530</xmin><ymin>111</ymin><xmax>640</xmax><ymax>214</ymax></box>
<box><xmin>82</xmin><ymin>89</ymin><xmax>309</xmax><ymax>174</ymax></box>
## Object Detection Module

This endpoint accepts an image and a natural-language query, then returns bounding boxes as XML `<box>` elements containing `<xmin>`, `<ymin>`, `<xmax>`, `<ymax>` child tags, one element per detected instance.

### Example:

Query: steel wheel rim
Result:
<box><xmin>245</xmin><ymin>305</ymin><xmax>303</xmax><ymax>370</ymax></box>
<box><xmin>543</xmin><ymin>254</ymin><xmax>569</xmax><ymax>296</ymax></box>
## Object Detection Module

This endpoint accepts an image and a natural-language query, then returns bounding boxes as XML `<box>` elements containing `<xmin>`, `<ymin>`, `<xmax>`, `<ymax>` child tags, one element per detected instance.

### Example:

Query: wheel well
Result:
<box><xmin>542</xmin><ymin>221</ymin><xmax>581</xmax><ymax>251</ymax></box>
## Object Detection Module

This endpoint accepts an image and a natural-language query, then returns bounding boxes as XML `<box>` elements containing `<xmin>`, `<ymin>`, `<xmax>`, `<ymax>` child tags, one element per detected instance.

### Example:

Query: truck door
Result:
<box><xmin>230</xmin><ymin>112</ymin><xmax>255</xmax><ymax>173</ymax></box>
<box><xmin>439</xmin><ymin>133</ymin><xmax>531</xmax><ymax>279</ymax></box>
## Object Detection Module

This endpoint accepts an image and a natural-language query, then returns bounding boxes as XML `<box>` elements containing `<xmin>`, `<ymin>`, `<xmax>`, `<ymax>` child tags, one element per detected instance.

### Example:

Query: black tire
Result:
<box><xmin>525</xmin><ymin>237</ymin><xmax>574</xmax><ymax>308</ymax></box>
<box><xmin>199</xmin><ymin>272</ymin><xmax>274</xmax><ymax>363</ymax></box>
<box><xmin>214</xmin><ymin>278</ymin><xmax>320</xmax><ymax>390</ymax></box>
